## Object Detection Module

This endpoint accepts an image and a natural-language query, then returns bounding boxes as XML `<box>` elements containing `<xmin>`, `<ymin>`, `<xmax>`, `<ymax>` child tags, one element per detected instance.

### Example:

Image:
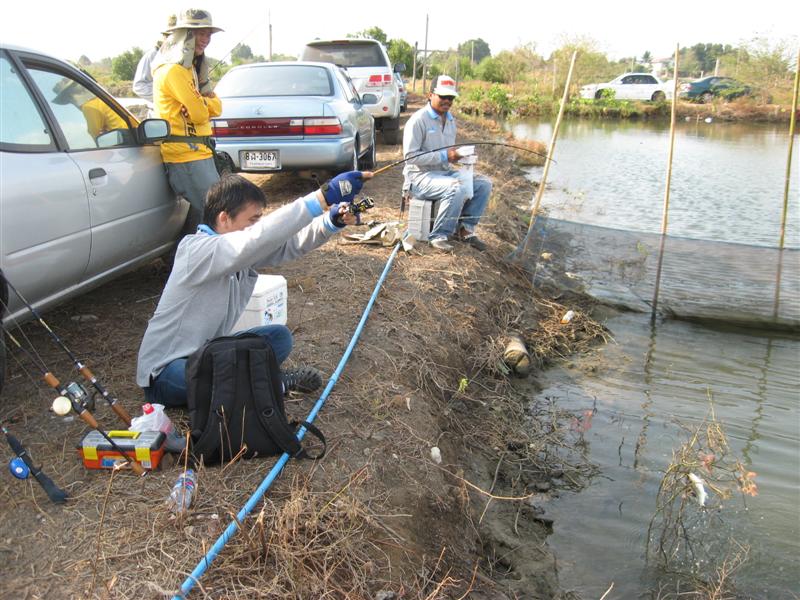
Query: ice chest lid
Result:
<box><xmin>252</xmin><ymin>274</ymin><xmax>286</xmax><ymax>296</ymax></box>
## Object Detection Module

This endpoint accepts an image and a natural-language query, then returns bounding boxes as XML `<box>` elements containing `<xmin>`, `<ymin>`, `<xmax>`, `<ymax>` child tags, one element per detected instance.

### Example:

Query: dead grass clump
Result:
<box><xmin>647</xmin><ymin>396</ymin><xmax>757</xmax><ymax>598</ymax></box>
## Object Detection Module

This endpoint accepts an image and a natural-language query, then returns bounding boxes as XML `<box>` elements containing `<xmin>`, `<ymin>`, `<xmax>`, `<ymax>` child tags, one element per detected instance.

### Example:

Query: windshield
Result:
<box><xmin>302</xmin><ymin>42</ymin><xmax>388</xmax><ymax>68</ymax></box>
<box><xmin>216</xmin><ymin>65</ymin><xmax>333</xmax><ymax>97</ymax></box>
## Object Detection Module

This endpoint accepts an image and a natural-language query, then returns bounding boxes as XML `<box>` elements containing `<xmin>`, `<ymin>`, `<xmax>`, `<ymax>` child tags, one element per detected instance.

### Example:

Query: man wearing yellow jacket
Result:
<box><xmin>152</xmin><ymin>8</ymin><xmax>223</xmax><ymax>229</ymax></box>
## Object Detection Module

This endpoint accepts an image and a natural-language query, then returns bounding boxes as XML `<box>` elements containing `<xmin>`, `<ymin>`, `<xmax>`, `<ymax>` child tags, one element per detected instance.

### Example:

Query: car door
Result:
<box><xmin>638</xmin><ymin>75</ymin><xmax>659</xmax><ymax>100</ymax></box>
<box><xmin>615</xmin><ymin>75</ymin><xmax>636</xmax><ymax>99</ymax></box>
<box><xmin>0</xmin><ymin>50</ymin><xmax>90</xmax><ymax>319</ymax></box>
<box><xmin>19</xmin><ymin>53</ymin><xmax>185</xmax><ymax>284</ymax></box>
<box><xmin>337</xmin><ymin>69</ymin><xmax>374</xmax><ymax>149</ymax></box>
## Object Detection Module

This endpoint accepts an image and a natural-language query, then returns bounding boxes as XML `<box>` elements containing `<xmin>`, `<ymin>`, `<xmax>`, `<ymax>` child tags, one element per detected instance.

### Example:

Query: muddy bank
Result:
<box><xmin>0</xmin><ymin>97</ymin><xmax>603</xmax><ymax>599</ymax></box>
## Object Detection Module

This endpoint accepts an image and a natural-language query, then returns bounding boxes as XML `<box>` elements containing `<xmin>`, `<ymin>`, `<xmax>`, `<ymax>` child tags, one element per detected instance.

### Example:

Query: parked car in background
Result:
<box><xmin>212</xmin><ymin>61</ymin><xmax>377</xmax><ymax>175</ymax></box>
<box><xmin>301</xmin><ymin>39</ymin><xmax>405</xmax><ymax>144</ymax></box>
<box><xmin>395</xmin><ymin>73</ymin><xmax>408</xmax><ymax>112</ymax></box>
<box><xmin>1</xmin><ymin>43</ymin><xmax>187</xmax><ymax>387</ymax></box>
<box><xmin>679</xmin><ymin>76</ymin><xmax>752</xmax><ymax>103</ymax></box>
<box><xmin>580</xmin><ymin>73</ymin><xmax>673</xmax><ymax>101</ymax></box>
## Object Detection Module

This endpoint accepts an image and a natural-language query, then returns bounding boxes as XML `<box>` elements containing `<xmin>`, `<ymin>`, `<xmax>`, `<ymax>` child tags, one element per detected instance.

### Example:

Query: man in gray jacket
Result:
<box><xmin>137</xmin><ymin>171</ymin><xmax>368</xmax><ymax>407</ymax></box>
<box><xmin>402</xmin><ymin>74</ymin><xmax>492</xmax><ymax>252</ymax></box>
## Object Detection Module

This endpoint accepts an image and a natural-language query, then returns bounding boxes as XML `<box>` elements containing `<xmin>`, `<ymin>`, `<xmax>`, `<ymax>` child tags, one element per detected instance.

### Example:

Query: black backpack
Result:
<box><xmin>185</xmin><ymin>334</ymin><xmax>325</xmax><ymax>464</ymax></box>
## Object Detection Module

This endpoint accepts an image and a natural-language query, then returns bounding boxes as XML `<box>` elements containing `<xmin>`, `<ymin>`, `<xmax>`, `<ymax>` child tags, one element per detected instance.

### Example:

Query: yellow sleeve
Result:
<box><xmin>205</xmin><ymin>94</ymin><xmax>222</xmax><ymax>117</ymax></box>
<box><xmin>81</xmin><ymin>102</ymin><xmax>105</xmax><ymax>139</ymax></box>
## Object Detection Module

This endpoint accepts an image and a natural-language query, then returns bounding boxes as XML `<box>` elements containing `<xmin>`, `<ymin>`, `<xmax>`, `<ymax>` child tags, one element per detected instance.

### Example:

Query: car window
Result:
<box><xmin>334</xmin><ymin>69</ymin><xmax>355</xmax><ymax>102</ymax></box>
<box><xmin>302</xmin><ymin>42</ymin><xmax>388</xmax><ymax>68</ymax></box>
<box><xmin>621</xmin><ymin>76</ymin><xmax>636</xmax><ymax>84</ymax></box>
<box><xmin>0</xmin><ymin>54</ymin><xmax>54</xmax><ymax>148</ymax></box>
<box><xmin>641</xmin><ymin>75</ymin><xmax>657</xmax><ymax>84</ymax></box>
<box><xmin>25</xmin><ymin>67</ymin><xmax>132</xmax><ymax>150</ymax></box>
<box><xmin>217</xmin><ymin>65</ymin><xmax>333</xmax><ymax>97</ymax></box>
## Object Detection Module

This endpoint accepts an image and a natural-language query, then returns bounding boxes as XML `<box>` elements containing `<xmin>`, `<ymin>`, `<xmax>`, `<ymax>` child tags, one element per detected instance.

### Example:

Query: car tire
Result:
<box><xmin>214</xmin><ymin>152</ymin><xmax>235</xmax><ymax>176</ymax></box>
<box><xmin>349</xmin><ymin>141</ymin><xmax>359</xmax><ymax>172</ymax></box>
<box><xmin>595</xmin><ymin>90</ymin><xmax>605</xmax><ymax>100</ymax></box>
<box><xmin>358</xmin><ymin>134</ymin><xmax>377</xmax><ymax>170</ymax></box>
<box><xmin>700</xmin><ymin>92</ymin><xmax>714</xmax><ymax>104</ymax></box>
<box><xmin>381</xmin><ymin>116</ymin><xmax>401</xmax><ymax>145</ymax></box>
<box><xmin>651</xmin><ymin>91</ymin><xmax>666</xmax><ymax>102</ymax></box>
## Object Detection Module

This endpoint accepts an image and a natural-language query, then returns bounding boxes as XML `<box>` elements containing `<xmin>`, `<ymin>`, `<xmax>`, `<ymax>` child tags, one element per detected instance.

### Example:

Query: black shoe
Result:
<box><xmin>281</xmin><ymin>367</ymin><xmax>323</xmax><ymax>394</ymax></box>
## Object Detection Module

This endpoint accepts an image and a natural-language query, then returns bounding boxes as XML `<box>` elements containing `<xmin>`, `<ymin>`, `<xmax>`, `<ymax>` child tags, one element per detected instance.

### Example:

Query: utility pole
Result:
<box><xmin>268</xmin><ymin>10</ymin><xmax>273</xmax><ymax>61</ymax></box>
<box><xmin>422</xmin><ymin>14</ymin><xmax>429</xmax><ymax>95</ymax></box>
<box><xmin>714</xmin><ymin>57</ymin><xmax>720</xmax><ymax>76</ymax></box>
<box><xmin>412</xmin><ymin>41</ymin><xmax>418</xmax><ymax>92</ymax></box>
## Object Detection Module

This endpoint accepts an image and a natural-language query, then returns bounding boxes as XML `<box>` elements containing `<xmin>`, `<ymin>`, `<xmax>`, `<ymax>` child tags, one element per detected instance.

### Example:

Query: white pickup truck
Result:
<box><xmin>580</xmin><ymin>73</ymin><xmax>673</xmax><ymax>101</ymax></box>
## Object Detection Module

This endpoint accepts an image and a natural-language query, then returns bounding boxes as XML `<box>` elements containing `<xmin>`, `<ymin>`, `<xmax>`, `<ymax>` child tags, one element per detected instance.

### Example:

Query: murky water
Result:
<box><xmin>507</xmin><ymin>117</ymin><xmax>800</xmax><ymax>597</ymax></box>
<box><xmin>536</xmin><ymin>313</ymin><xmax>799</xmax><ymax>598</ymax></box>
<box><xmin>508</xmin><ymin>118</ymin><xmax>799</xmax><ymax>248</ymax></box>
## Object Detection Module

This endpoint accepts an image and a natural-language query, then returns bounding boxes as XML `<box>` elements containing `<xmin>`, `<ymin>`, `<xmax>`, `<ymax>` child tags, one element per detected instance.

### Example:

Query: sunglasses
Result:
<box><xmin>437</xmin><ymin>95</ymin><xmax>456</xmax><ymax>102</ymax></box>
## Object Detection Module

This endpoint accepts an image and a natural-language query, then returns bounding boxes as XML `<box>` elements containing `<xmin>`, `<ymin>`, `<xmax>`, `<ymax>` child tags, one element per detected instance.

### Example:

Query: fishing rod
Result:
<box><xmin>3</xmin><ymin>425</ymin><xmax>68</xmax><ymax>504</ymax></box>
<box><xmin>4</xmin><ymin>331</ymin><xmax>145</xmax><ymax>476</ymax></box>
<box><xmin>370</xmin><ymin>141</ymin><xmax>554</xmax><ymax>177</ymax></box>
<box><xmin>0</xmin><ymin>273</ymin><xmax>132</xmax><ymax>427</ymax></box>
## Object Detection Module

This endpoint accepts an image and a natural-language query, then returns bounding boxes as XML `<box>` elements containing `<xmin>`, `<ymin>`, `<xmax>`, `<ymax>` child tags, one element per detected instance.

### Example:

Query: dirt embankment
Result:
<box><xmin>0</xmin><ymin>96</ymin><xmax>604</xmax><ymax>599</ymax></box>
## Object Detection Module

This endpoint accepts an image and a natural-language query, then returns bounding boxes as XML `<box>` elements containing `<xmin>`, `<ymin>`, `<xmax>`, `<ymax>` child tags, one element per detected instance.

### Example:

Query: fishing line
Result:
<box><xmin>370</xmin><ymin>141</ymin><xmax>554</xmax><ymax>177</ymax></box>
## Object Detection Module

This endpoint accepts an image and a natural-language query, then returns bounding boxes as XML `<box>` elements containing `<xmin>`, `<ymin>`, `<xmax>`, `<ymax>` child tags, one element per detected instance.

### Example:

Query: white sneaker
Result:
<box><xmin>429</xmin><ymin>238</ymin><xmax>454</xmax><ymax>251</ymax></box>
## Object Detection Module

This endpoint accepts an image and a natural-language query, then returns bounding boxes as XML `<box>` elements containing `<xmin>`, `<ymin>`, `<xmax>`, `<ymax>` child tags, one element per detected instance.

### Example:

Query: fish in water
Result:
<box><xmin>687</xmin><ymin>472</ymin><xmax>708</xmax><ymax>507</ymax></box>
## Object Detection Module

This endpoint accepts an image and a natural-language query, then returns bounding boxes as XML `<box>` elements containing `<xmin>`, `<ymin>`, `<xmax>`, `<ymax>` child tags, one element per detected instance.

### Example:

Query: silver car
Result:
<box><xmin>1</xmin><ymin>44</ymin><xmax>187</xmax><ymax>383</ymax></box>
<box><xmin>395</xmin><ymin>73</ymin><xmax>408</xmax><ymax>112</ymax></box>
<box><xmin>212</xmin><ymin>62</ymin><xmax>377</xmax><ymax>174</ymax></box>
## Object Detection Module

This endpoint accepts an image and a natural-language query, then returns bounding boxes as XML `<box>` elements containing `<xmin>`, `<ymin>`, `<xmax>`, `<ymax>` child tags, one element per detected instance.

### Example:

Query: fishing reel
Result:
<box><xmin>63</xmin><ymin>381</ymin><xmax>95</xmax><ymax>413</ymax></box>
<box><xmin>347</xmin><ymin>195</ymin><xmax>374</xmax><ymax>216</ymax></box>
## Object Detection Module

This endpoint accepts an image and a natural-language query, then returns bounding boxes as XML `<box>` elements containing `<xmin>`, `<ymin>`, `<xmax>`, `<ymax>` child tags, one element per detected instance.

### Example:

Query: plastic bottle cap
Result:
<box><xmin>143</xmin><ymin>403</ymin><xmax>154</xmax><ymax>414</ymax></box>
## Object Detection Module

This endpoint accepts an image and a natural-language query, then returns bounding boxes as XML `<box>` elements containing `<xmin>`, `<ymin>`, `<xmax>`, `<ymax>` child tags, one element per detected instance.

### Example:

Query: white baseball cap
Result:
<box><xmin>431</xmin><ymin>75</ymin><xmax>458</xmax><ymax>97</ymax></box>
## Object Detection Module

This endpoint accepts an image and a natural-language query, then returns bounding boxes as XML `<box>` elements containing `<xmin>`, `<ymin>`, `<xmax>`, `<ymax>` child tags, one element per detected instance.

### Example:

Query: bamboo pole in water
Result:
<box><xmin>779</xmin><ymin>48</ymin><xmax>799</xmax><ymax>250</ymax></box>
<box><xmin>772</xmin><ymin>47</ymin><xmax>800</xmax><ymax>318</ymax></box>
<box><xmin>520</xmin><ymin>50</ymin><xmax>577</xmax><ymax>259</ymax></box>
<box><xmin>650</xmin><ymin>45</ymin><xmax>681</xmax><ymax>322</ymax></box>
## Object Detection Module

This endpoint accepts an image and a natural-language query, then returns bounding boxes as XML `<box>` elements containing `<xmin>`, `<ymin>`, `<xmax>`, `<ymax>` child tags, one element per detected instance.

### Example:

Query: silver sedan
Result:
<box><xmin>212</xmin><ymin>62</ymin><xmax>378</xmax><ymax>174</ymax></box>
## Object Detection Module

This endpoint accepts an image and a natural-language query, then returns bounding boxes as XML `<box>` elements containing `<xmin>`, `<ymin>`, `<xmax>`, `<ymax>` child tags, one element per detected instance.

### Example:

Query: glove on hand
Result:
<box><xmin>321</xmin><ymin>171</ymin><xmax>364</xmax><ymax>205</ymax></box>
<box><xmin>329</xmin><ymin>203</ymin><xmax>347</xmax><ymax>228</ymax></box>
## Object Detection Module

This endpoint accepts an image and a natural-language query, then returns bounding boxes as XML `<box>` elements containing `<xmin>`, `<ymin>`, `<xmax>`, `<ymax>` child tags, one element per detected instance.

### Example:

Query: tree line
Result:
<box><xmin>84</xmin><ymin>27</ymin><xmax>796</xmax><ymax>103</ymax></box>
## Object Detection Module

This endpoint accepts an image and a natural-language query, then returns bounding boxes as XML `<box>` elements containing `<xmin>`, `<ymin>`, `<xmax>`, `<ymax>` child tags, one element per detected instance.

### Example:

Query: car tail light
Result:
<box><xmin>679</xmin><ymin>83</ymin><xmax>690</xmax><ymax>92</ymax></box>
<box><xmin>303</xmin><ymin>117</ymin><xmax>342</xmax><ymax>135</ymax></box>
<box><xmin>213</xmin><ymin>118</ymin><xmax>303</xmax><ymax>136</ymax></box>
<box><xmin>366</xmin><ymin>74</ymin><xmax>383</xmax><ymax>87</ymax></box>
<box><xmin>383</xmin><ymin>74</ymin><xmax>392</xmax><ymax>83</ymax></box>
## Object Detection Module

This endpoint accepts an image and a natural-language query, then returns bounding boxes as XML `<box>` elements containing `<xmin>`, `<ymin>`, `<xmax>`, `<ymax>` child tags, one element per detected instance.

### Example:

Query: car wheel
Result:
<box><xmin>700</xmin><ymin>92</ymin><xmax>714</xmax><ymax>104</ymax></box>
<box><xmin>358</xmin><ymin>132</ymin><xmax>377</xmax><ymax>170</ymax></box>
<box><xmin>349</xmin><ymin>141</ymin><xmax>359</xmax><ymax>171</ymax></box>
<box><xmin>651</xmin><ymin>91</ymin><xmax>666</xmax><ymax>102</ymax></box>
<box><xmin>595</xmin><ymin>90</ymin><xmax>605</xmax><ymax>100</ymax></box>
<box><xmin>214</xmin><ymin>152</ymin><xmax>234</xmax><ymax>176</ymax></box>
<box><xmin>382</xmin><ymin>127</ymin><xmax>400</xmax><ymax>145</ymax></box>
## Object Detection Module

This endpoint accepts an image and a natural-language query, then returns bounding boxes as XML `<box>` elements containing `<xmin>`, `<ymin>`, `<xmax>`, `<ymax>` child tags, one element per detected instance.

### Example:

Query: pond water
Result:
<box><xmin>507</xmin><ymin>117</ymin><xmax>799</xmax><ymax>597</ymax></box>
<box><xmin>537</xmin><ymin>313</ymin><xmax>799</xmax><ymax>598</ymax></box>
<box><xmin>508</xmin><ymin>118</ymin><xmax>799</xmax><ymax>248</ymax></box>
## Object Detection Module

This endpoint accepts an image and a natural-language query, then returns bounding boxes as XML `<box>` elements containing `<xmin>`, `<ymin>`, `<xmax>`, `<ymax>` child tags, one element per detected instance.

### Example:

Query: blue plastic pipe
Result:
<box><xmin>174</xmin><ymin>242</ymin><xmax>402</xmax><ymax>599</ymax></box>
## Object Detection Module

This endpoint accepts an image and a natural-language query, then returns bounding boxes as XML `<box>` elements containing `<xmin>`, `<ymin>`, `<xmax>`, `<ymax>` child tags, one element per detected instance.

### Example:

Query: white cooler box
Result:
<box><xmin>233</xmin><ymin>274</ymin><xmax>287</xmax><ymax>332</ymax></box>
<box><xmin>406</xmin><ymin>197</ymin><xmax>441</xmax><ymax>241</ymax></box>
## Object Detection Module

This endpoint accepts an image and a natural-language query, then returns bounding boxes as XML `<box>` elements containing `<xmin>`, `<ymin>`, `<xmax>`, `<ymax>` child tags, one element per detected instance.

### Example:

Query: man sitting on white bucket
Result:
<box><xmin>136</xmin><ymin>171</ymin><xmax>370</xmax><ymax>407</ymax></box>
<box><xmin>402</xmin><ymin>74</ymin><xmax>493</xmax><ymax>252</ymax></box>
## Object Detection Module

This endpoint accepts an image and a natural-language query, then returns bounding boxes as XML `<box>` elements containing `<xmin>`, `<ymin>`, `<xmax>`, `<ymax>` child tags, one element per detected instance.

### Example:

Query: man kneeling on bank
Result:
<box><xmin>137</xmin><ymin>170</ymin><xmax>370</xmax><ymax>407</ymax></box>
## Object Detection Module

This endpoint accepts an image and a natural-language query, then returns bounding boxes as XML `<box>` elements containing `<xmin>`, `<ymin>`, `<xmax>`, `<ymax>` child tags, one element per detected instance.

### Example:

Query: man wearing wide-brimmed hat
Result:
<box><xmin>152</xmin><ymin>8</ymin><xmax>224</xmax><ymax>231</ymax></box>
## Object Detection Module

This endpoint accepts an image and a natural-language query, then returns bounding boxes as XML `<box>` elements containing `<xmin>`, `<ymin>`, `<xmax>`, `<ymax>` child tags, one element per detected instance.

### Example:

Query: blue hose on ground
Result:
<box><xmin>174</xmin><ymin>242</ymin><xmax>402</xmax><ymax>599</ymax></box>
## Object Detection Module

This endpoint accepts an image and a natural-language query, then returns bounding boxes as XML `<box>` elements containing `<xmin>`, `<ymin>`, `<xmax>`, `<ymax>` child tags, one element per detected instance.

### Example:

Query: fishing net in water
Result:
<box><xmin>519</xmin><ymin>216</ymin><xmax>800</xmax><ymax>330</ymax></box>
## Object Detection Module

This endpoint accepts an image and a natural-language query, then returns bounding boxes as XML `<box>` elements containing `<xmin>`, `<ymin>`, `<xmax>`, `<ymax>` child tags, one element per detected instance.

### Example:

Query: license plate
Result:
<box><xmin>240</xmin><ymin>150</ymin><xmax>280</xmax><ymax>170</ymax></box>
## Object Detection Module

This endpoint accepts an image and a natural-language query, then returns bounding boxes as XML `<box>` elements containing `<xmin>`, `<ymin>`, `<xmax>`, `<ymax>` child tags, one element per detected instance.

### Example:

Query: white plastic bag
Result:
<box><xmin>130</xmin><ymin>403</ymin><xmax>174</xmax><ymax>434</ymax></box>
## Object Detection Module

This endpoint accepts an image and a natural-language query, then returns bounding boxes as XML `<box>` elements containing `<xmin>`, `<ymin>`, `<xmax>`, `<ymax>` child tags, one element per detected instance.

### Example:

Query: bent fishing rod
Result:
<box><xmin>370</xmin><ymin>141</ymin><xmax>555</xmax><ymax>177</ymax></box>
<box><xmin>3</xmin><ymin>425</ymin><xmax>68</xmax><ymax>504</ymax></box>
<box><xmin>0</xmin><ymin>273</ymin><xmax>132</xmax><ymax>426</ymax></box>
<box><xmin>4</xmin><ymin>331</ymin><xmax>146</xmax><ymax>476</ymax></box>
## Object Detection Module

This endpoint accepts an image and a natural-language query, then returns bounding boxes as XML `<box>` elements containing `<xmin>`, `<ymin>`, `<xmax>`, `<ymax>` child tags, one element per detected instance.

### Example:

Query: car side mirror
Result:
<box><xmin>361</xmin><ymin>93</ymin><xmax>379</xmax><ymax>105</ymax></box>
<box><xmin>96</xmin><ymin>130</ymin><xmax>126</xmax><ymax>148</ymax></box>
<box><xmin>393</xmin><ymin>63</ymin><xmax>406</xmax><ymax>74</ymax></box>
<box><xmin>138</xmin><ymin>119</ymin><xmax>170</xmax><ymax>143</ymax></box>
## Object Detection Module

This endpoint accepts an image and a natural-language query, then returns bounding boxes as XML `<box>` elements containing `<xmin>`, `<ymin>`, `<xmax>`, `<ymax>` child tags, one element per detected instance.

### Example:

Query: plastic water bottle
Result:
<box><xmin>167</xmin><ymin>469</ymin><xmax>197</xmax><ymax>514</ymax></box>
